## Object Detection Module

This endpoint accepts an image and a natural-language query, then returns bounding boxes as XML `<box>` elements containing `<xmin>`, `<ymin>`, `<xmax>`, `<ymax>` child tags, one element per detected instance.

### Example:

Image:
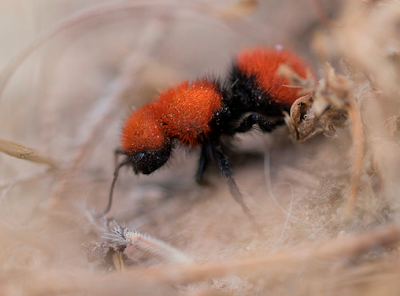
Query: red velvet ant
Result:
<box><xmin>98</xmin><ymin>47</ymin><xmax>311</xmax><ymax>233</ymax></box>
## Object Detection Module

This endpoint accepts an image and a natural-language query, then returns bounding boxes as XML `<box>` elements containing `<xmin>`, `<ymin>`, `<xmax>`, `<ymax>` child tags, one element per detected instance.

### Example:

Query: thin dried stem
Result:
<box><xmin>0</xmin><ymin>0</ymin><xmax>214</xmax><ymax>100</ymax></box>
<box><xmin>0</xmin><ymin>138</ymin><xmax>56</xmax><ymax>168</ymax></box>
<box><xmin>109</xmin><ymin>221</ymin><xmax>193</xmax><ymax>264</ymax></box>
<box><xmin>214</xmin><ymin>0</ymin><xmax>258</xmax><ymax>19</ymax></box>
<box><xmin>343</xmin><ymin>97</ymin><xmax>364</xmax><ymax>221</ymax></box>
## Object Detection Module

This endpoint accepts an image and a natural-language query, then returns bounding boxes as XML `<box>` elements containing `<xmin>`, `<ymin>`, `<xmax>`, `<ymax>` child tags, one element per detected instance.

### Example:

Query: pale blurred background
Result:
<box><xmin>10</xmin><ymin>1</ymin><xmax>399</xmax><ymax>296</ymax></box>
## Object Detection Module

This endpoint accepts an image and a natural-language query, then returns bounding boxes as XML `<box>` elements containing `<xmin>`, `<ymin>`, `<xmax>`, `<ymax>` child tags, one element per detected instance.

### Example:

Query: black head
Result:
<box><xmin>126</xmin><ymin>144</ymin><xmax>172</xmax><ymax>175</ymax></box>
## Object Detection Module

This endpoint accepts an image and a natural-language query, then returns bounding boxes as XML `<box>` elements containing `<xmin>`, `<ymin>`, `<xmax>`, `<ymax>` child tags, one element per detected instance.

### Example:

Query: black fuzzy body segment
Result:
<box><xmin>228</xmin><ymin>63</ymin><xmax>291</xmax><ymax>117</ymax></box>
<box><xmin>209</xmin><ymin>63</ymin><xmax>290</xmax><ymax>137</ymax></box>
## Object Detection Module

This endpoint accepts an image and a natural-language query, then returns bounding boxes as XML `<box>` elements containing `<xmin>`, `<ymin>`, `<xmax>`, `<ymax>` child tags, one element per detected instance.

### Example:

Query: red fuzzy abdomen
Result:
<box><xmin>236</xmin><ymin>47</ymin><xmax>310</xmax><ymax>106</ymax></box>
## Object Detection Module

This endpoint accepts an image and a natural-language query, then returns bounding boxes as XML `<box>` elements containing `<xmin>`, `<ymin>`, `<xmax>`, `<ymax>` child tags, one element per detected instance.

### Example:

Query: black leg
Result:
<box><xmin>212</xmin><ymin>144</ymin><xmax>263</xmax><ymax>236</ymax></box>
<box><xmin>235</xmin><ymin>113</ymin><xmax>284</xmax><ymax>133</ymax></box>
<box><xmin>196</xmin><ymin>143</ymin><xmax>209</xmax><ymax>184</ymax></box>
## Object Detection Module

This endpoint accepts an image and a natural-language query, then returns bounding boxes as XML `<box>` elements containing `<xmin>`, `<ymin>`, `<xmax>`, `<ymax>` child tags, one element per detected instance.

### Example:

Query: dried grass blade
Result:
<box><xmin>0</xmin><ymin>138</ymin><xmax>56</xmax><ymax>168</ymax></box>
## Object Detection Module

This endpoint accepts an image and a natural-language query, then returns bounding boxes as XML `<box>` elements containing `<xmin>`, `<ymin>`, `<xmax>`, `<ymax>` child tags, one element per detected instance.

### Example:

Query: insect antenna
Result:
<box><xmin>94</xmin><ymin>159</ymin><xmax>131</xmax><ymax>218</ymax></box>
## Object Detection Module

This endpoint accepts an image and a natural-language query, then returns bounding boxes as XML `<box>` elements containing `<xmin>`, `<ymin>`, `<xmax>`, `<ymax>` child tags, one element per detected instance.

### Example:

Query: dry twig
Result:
<box><xmin>0</xmin><ymin>138</ymin><xmax>56</xmax><ymax>168</ymax></box>
<box><xmin>106</xmin><ymin>220</ymin><xmax>193</xmax><ymax>265</ymax></box>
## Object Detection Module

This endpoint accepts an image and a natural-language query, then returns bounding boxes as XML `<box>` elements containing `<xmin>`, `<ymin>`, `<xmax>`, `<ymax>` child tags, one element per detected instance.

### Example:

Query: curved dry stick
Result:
<box><xmin>107</xmin><ymin>221</ymin><xmax>193</xmax><ymax>264</ymax></box>
<box><xmin>0</xmin><ymin>0</ymin><xmax>212</xmax><ymax>100</ymax></box>
<box><xmin>0</xmin><ymin>0</ymin><xmax>261</xmax><ymax>101</ymax></box>
<box><xmin>343</xmin><ymin>97</ymin><xmax>364</xmax><ymax>221</ymax></box>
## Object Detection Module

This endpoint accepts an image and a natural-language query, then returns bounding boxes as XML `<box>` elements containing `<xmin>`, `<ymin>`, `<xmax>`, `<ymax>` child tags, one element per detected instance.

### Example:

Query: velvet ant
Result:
<box><xmin>98</xmin><ymin>47</ymin><xmax>311</xmax><ymax>233</ymax></box>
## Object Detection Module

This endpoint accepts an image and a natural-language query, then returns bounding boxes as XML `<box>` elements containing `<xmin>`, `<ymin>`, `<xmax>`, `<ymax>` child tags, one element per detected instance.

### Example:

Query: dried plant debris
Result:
<box><xmin>108</xmin><ymin>220</ymin><xmax>193</xmax><ymax>265</ymax></box>
<box><xmin>82</xmin><ymin>241</ymin><xmax>134</xmax><ymax>271</ymax></box>
<box><xmin>85</xmin><ymin>220</ymin><xmax>193</xmax><ymax>269</ymax></box>
<box><xmin>214</xmin><ymin>0</ymin><xmax>258</xmax><ymax>20</ymax></box>
<box><xmin>282</xmin><ymin>63</ymin><xmax>349</xmax><ymax>143</ymax></box>
<box><xmin>285</xmin><ymin>94</ymin><xmax>347</xmax><ymax>142</ymax></box>
<box><xmin>281</xmin><ymin>60</ymin><xmax>367</xmax><ymax>220</ymax></box>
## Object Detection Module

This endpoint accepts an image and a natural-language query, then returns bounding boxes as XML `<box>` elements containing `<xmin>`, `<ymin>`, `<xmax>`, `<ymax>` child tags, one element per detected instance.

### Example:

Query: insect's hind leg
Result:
<box><xmin>211</xmin><ymin>143</ymin><xmax>263</xmax><ymax>236</ymax></box>
<box><xmin>196</xmin><ymin>144</ymin><xmax>209</xmax><ymax>184</ymax></box>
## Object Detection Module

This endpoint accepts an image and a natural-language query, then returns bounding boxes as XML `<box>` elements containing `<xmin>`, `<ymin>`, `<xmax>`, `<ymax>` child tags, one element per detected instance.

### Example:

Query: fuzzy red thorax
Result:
<box><xmin>156</xmin><ymin>79</ymin><xmax>223</xmax><ymax>147</ymax></box>
<box><xmin>121</xmin><ymin>103</ymin><xmax>167</xmax><ymax>153</ymax></box>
